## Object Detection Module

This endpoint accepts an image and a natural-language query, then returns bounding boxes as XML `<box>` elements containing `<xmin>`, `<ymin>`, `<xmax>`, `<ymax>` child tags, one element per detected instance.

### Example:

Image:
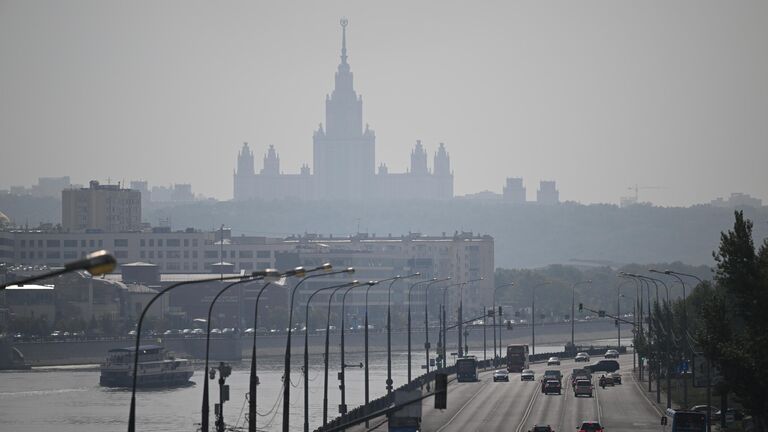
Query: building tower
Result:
<box><xmin>433</xmin><ymin>143</ymin><xmax>453</xmax><ymax>199</ymax></box>
<box><xmin>503</xmin><ymin>178</ymin><xmax>526</xmax><ymax>204</ymax></box>
<box><xmin>537</xmin><ymin>180</ymin><xmax>560</xmax><ymax>205</ymax></box>
<box><xmin>410</xmin><ymin>140</ymin><xmax>429</xmax><ymax>175</ymax></box>
<box><xmin>234</xmin><ymin>142</ymin><xmax>255</xmax><ymax>200</ymax></box>
<box><xmin>262</xmin><ymin>145</ymin><xmax>280</xmax><ymax>176</ymax></box>
<box><xmin>313</xmin><ymin>18</ymin><xmax>376</xmax><ymax>200</ymax></box>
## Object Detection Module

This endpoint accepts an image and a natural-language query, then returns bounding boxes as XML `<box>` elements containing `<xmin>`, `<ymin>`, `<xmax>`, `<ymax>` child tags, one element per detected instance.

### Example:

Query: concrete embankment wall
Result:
<box><xmin>14</xmin><ymin>319</ymin><xmax>623</xmax><ymax>366</ymax></box>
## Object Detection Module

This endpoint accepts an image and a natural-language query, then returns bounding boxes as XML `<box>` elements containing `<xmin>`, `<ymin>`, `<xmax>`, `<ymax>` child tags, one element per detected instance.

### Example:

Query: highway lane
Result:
<box><xmin>360</xmin><ymin>353</ymin><xmax>662</xmax><ymax>432</ymax></box>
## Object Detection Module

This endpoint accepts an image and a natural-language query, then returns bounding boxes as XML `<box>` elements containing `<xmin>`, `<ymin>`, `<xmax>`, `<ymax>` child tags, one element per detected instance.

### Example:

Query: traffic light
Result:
<box><xmin>578</xmin><ymin>303</ymin><xmax>583</xmax><ymax>312</ymax></box>
<box><xmin>434</xmin><ymin>373</ymin><xmax>447</xmax><ymax>409</ymax></box>
<box><xmin>487</xmin><ymin>308</ymin><xmax>494</xmax><ymax>317</ymax></box>
<box><xmin>598</xmin><ymin>310</ymin><xmax>606</xmax><ymax>318</ymax></box>
<box><xmin>506</xmin><ymin>321</ymin><xmax>513</xmax><ymax>330</ymax></box>
<box><xmin>498</xmin><ymin>306</ymin><xmax>502</xmax><ymax>316</ymax></box>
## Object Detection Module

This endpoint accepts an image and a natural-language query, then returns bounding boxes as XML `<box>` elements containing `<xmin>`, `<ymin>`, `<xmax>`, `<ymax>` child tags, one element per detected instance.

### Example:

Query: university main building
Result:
<box><xmin>233</xmin><ymin>20</ymin><xmax>453</xmax><ymax>201</ymax></box>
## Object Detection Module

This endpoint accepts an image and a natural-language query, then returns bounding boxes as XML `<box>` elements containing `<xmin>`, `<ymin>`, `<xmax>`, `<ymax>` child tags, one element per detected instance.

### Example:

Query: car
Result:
<box><xmin>191</xmin><ymin>328</ymin><xmax>204</xmax><ymax>335</ymax></box>
<box><xmin>547</xmin><ymin>356</ymin><xmax>560</xmax><ymax>366</ymax></box>
<box><xmin>689</xmin><ymin>405</ymin><xmax>718</xmax><ymax>419</ymax></box>
<box><xmin>574</xmin><ymin>379</ymin><xmax>593</xmax><ymax>397</ymax></box>
<box><xmin>530</xmin><ymin>425</ymin><xmax>555</xmax><ymax>432</ymax></box>
<box><xmin>543</xmin><ymin>379</ymin><xmax>562</xmax><ymax>395</ymax></box>
<box><xmin>715</xmin><ymin>408</ymin><xmax>744</xmax><ymax>423</ymax></box>
<box><xmin>585</xmin><ymin>360</ymin><xmax>620</xmax><ymax>373</ymax></box>
<box><xmin>493</xmin><ymin>369</ymin><xmax>509</xmax><ymax>382</ymax></box>
<box><xmin>578</xmin><ymin>421</ymin><xmax>604</xmax><ymax>432</ymax></box>
<box><xmin>604</xmin><ymin>349</ymin><xmax>619</xmax><ymax>359</ymax></box>
<box><xmin>521</xmin><ymin>369</ymin><xmax>535</xmax><ymax>381</ymax></box>
<box><xmin>244</xmin><ymin>328</ymin><xmax>255</xmax><ymax>334</ymax></box>
<box><xmin>543</xmin><ymin>370</ymin><xmax>563</xmax><ymax>382</ymax></box>
<box><xmin>575</xmin><ymin>352</ymin><xmax>590</xmax><ymax>362</ymax></box>
<box><xmin>609</xmin><ymin>372</ymin><xmax>621</xmax><ymax>384</ymax></box>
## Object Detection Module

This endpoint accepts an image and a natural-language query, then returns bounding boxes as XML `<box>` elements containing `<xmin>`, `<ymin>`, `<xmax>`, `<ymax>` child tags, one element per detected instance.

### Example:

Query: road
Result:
<box><xmin>359</xmin><ymin>355</ymin><xmax>662</xmax><ymax>432</ymax></box>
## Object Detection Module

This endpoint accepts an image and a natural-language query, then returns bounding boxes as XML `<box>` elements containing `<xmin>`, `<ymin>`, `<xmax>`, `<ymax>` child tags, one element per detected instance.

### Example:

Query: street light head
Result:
<box><xmin>367</xmin><ymin>280</ymin><xmax>378</xmax><ymax>286</ymax></box>
<box><xmin>318</xmin><ymin>263</ymin><xmax>333</xmax><ymax>272</ymax></box>
<box><xmin>284</xmin><ymin>266</ymin><xmax>306</xmax><ymax>278</ymax></box>
<box><xmin>351</xmin><ymin>280</ymin><xmax>359</xmax><ymax>284</ymax></box>
<box><xmin>65</xmin><ymin>250</ymin><xmax>117</xmax><ymax>276</ymax></box>
<box><xmin>343</xmin><ymin>267</ymin><xmax>355</xmax><ymax>274</ymax></box>
<box><xmin>254</xmin><ymin>268</ymin><xmax>282</xmax><ymax>281</ymax></box>
<box><xmin>664</xmin><ymin>270</ymin><xmax>673</xmax><ymax>275</ymax></box>
<box><xmin>414</xmin><ymin>272</ymin><xmax>421</xmax><ymax>276</ymax></box>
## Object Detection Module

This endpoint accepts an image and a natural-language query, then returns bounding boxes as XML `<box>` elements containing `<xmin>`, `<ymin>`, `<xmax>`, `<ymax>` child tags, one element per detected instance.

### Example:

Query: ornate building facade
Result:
<box><xmin>233</xmin><ymin>20</ymin><xmax>453</xmax><ymax>201</ymax></box>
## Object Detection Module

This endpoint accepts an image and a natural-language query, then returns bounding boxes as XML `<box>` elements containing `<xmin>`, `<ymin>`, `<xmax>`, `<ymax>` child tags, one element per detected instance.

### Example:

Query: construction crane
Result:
<box><xmin>627</xmin><ymin>184</ymin><xmax>666</xmax><ymax>203</ymax></box>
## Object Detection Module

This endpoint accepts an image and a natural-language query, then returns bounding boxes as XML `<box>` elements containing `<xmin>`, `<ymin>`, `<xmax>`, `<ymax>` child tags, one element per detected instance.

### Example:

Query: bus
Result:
<box><xmin>456</xmin><ymin>356</ymin><xmax>479</xmax><ymax>382</ymax></box>
<box><xmin>507</xmin><ymin>344</ymin><xmax>530</xmax><ymax>372</ymax></box>
<box><xmin>665</xmin><ymin>408</ymin><xmax>707</xmax><ymax>432</ymax></box>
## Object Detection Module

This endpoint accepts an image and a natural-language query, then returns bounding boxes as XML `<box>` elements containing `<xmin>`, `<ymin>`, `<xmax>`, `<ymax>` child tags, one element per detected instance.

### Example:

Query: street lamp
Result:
<box><xmin>303</xmin><ymin>281</ymin><xmax>358</xmax><ymax>432</ymax></box>
<box><xmin>570</xmin><ymin>280</ymin><xmax>592</xmax><ymax>352</ymax></box>
<box><xmin>127</xmin><ymin>270</ymin><xmax>275</xmax><ymax>432</ymax></box>
<box><xmin>320</xmin><ymin>281</ymin><xmax>361</xmax><ymax>426</ymax></box>
<box><xmin>425</xmin><ymin>277</ymin><xmax>451</xmax><ymax>373</ymax></box>
<box><xmin>530</xmin><ymin>281</ymin><xmax>550</xmax><ymax>356</ymax></box>
<box><xmin>383</xmin><ymin>273</ymin><xmax>420</xmax><ymax>393</ymax></box>
<box><xmin>457</xmin><ymin>277</ymin><xmax>483</xmax><ymax>358</ymax></box>
<box><xmin>407</xmin><ymin>278</ymin><xmax>434</xmax><ymax>382</ymax></box>
<box><xmin>247</xmin><ymin>265</ymin><xmax>309</xmax><ymax>432</ymax></box>
<box><xmin>202</xmin><ymin>271</ymin><xmax>279</xmax><ymax>432</ymax></box>
<box><xmin>663</xmin><ymin>270</ymin><xmax>695</xmax><ymax>409</ymax></box>
<box><xmin>439</xmin><ymin>282</ymin><xmax>463</xmax><ymax>368</ymax></box>
<box><xmin>1</xmin><ymin>250</ymin><xmax>116</xmax><ymax>289</ymax></box>
<box><xmin>492</xmin><ymin>283</ymin><xmax>514</xmax><ymax>366</ymax></box>
<box><xmin>282</xmin><ymin>264</ymin><xmax>353</xmax><ymax>432</ymax></box>
<box><xmin>338</xmin><ymin>281</ymin><xmax>373</xmax><ymax>416</ymax></box>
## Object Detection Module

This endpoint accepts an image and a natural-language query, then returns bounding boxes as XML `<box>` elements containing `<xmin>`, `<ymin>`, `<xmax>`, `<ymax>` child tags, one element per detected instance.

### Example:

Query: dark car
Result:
<box><xmin>585</xmin><ymin>360</ymin><xmax>620</xmax><ymax>373</ymax></box>
<box><xmin>530</xmin><ymin>425</ymin><xmax>554</xmax><ymax>432</ymax></box>
<box><xmin>543</xmin><ymin>379</ymin><xmax>562</xmax><ymax>395</ymax></box>
<box><xmin>578</xmin><ymin>421</ymin><xmax>604</xmax><ymax>432</ymax></box>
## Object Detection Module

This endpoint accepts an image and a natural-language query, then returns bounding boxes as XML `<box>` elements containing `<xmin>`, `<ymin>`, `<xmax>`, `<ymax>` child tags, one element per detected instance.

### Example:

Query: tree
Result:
<box><xmin>698</xmin><ymin>211</ymin><xmax>768</xmax><ymax>431</ymax></box>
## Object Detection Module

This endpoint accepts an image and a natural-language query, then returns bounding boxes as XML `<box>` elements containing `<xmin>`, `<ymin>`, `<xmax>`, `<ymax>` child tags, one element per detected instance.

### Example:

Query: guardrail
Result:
<box><xmin>315</xmin><ymin>357</ymin><xmax>497</xmax><ymax>432</ymax></box>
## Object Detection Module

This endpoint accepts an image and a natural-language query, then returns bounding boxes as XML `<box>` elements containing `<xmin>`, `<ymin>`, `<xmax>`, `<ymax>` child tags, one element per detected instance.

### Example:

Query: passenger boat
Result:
<box><xmin>99</xmin><ymin>345</ymin><xmax>194</xmax><ymax>388</ymax></box>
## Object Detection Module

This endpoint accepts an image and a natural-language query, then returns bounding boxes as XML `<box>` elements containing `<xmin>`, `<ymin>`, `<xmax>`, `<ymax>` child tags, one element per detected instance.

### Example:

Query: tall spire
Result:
<box><xmin>340</xmin><ymin>18</ymin><xmax>349</xmax><ymax>65</ymax></box>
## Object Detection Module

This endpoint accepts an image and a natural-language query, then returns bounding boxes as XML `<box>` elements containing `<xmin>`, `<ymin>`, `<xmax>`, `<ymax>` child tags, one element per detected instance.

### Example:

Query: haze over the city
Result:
<box><xmin>1</xmin><ymin>1</ymin><xmax>767</xmax><ymax>206</ymax></box>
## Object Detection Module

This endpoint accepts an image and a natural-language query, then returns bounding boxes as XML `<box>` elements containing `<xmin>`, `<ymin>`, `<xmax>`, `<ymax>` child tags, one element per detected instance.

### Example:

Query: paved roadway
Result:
<box><xmin>360</xmin><ymin>355</ymin><xmax>663</xmax><ymax>432</ymax></box>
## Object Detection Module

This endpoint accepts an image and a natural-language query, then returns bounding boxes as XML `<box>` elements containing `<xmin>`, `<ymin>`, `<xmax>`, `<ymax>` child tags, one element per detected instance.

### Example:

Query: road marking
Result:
<box><xmin>594</xmin><ymin>376</ymin><xmax>603</xmax><ymax>424</ymax></box>
<box><xmin>435</xmin><ymin>376</ymin><xmax>492</xmax><ymax>432</ymax></box>
<box><xmin>558</xmin><ymin>374</ymin><xmax>571</xmax><ymax>432</ymax></box>
<box><xmin>515</xmin><ymin>383</ymin><xmax>540</xmax><ymax>432</ymax></box>
<box><xmin>630</xmin><ymin>367</ymin><xmax>665</xmax><ymax>417</ymax></box>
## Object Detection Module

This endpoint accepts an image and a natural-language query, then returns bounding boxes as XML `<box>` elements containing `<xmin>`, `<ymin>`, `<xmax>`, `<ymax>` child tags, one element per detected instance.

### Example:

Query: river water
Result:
<box><xmin>0</xmin><ymin>345</ymin><xmax>567</xmax><ymax>432</ymax></box>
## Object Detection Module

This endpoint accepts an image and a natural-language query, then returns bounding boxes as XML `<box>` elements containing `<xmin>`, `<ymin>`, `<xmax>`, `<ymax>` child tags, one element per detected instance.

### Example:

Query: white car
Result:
<box><xmin>493</xmin><ymin>369</ymin><xmax>509</xmax><ymax>382</ymax></box>
<box><xmin>575</xmin><ymin>352</ymin><xmax>590</xmax><ymax>362</ymax></box>
<box><xmin>521</xmin><ymin>369</ymin><xmax>535</xmax><ymax>381</ymax></box>
<box><xmin>547</xmin><ymin>356</ymin><xmax>560</xmax><ymax>366</ymax></box>
<box><xmin>604</xmin><ymin>349</ymin><xmax>619</xmax><ymax>359</ymax></box>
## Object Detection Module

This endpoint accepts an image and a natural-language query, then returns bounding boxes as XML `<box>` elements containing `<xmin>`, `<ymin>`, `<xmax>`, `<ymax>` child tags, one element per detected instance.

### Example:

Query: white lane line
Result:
<box><xmin>558</xmin><ymin>374</ymin><xmax>571</xmax><ymax>431</ymax></box>
<box><xmin>594</xmin><ymin>377</ymin><xmax>603</xmax><ymax>424</ymax></box>
<box><xmin>515</xmin><ymin>383</ymin><xmax>540</xmax><ymax>432</ymax></box>
<box><xmin>435</xmin><ymin>377</ymin><xmax>492</xmax><ymax>432</ymax></box>
<box><xmin>630</xmin><ymin>368</ymin><xmax>666</xmax><ymax>417</ymax></box>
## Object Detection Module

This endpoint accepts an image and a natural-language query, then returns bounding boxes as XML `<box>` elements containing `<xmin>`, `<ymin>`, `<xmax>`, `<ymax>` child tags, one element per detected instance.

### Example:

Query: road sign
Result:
<box><xmin>692</xmin><ymin>352</ymin><xmax>721</xmax><ymax>387</ymax></box>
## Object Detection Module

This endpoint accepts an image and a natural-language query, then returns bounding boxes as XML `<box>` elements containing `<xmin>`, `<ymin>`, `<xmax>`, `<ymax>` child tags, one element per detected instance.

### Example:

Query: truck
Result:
<box><xmin>506</xmin><ymin>344</ymin><xmax>530</xmax><ymax>373</ymax></box>
<box><xmin>456</xmin><ymin>356</ymin><xmax>479</xmax><ymax>382</ymax></box>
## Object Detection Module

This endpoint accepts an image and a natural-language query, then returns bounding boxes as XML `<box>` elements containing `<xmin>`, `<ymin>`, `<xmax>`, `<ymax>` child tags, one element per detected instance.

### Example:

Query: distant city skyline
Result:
<box><xmin>1</xmin><ymin>2</ymin><xmax>766</xmax><ymax>206</ymax></box>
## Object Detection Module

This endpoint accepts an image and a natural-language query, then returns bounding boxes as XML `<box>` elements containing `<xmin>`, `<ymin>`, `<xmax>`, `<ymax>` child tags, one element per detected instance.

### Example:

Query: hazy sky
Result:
<box><xmin>1</xmin><ymin>1</ymin><xmax>766</xmax><ymax>206</ymax></box>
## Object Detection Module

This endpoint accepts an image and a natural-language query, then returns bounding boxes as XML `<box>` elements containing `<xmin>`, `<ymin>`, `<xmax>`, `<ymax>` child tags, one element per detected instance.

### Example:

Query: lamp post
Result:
<box><xmin>1</xmin><ymin>250</ymin><xmax>116</xmax><ymax>290</ymax></box>
<box><xmin>339</xmin><ymin>281</ymin><xmax>372</xmax><ymax>416</ymax></box>
<box><xmin>407</xmin><ymin>279</ymin><xmax>433</xmax><ymax>382</ymax></box>
<box><xmin>320</xmin><ymin>281</ymin><xmax>360</xmax><ymax>426</ymax></box>
<box><xmin>303</xmin><ymin>281</ymin><xmax>358</xmax><ymax>432</ymax></box>
<box><xmin>127</xmin><ymin>270</ymin><xmax>273</xmax><ymax>432</ymax></box>
<box><xmin>642</xmin><ymin>273</ymin><xmax>670</xmax><ymax>405</ymax></box>
<box><xmin>425</xmin><ymin>277</ymin><xmax>451</xmax><ymax>374</ymax></box>
<box><xmin>247</xmin><ymin>265</ymin><xmax>309</xmax><ymax>432</ymax></box>
<box><xmin>440</xmin><ymin>282</ymin><xmax>462</xmax><ymax>369</ymax></box>
<box><xmin>620</xmin><ymin>272</ymin><xmax>644</xmax><ymax>378</ymax></box>
<box><xmin>282</xmin><ymin>265</ymin><xmax>354</xmax><ymax>432</ymax></box>
<box><xmin>663</xmin><ymin>270</ymin><xmax>694</xmax><ymax>409</ymax></box>
<box><xmin>379</xmin><ymin>273</ymin><xmax>420</xmax><ymax>394</ymax></box>
<box><xmin>457</xmin><ymin>277</ymin><xmax>483</xmax><ymax>358</ymax></box>
<box><xmin>570</xmin><ymin>280</ymin><xmax>592</xmax><ymax>352</ymax></box>
<box><xmin>492</xmin><ymin>283</ymin><xmax>514</xmax><ymax>366</ymax></box>
<box><xmin>361</xmin><ymin>280</ymin><xmax>381</xmax><ymax>427</ymax></box>
<box><xmin>202</xmin><ymin>272</ymin><xmax>278</xmax><ymax>432</ymax></box>
<box><xmin>530</xmin><ymin>281</ymin><xmax>550</xmax><ymax>356</ymax></box>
